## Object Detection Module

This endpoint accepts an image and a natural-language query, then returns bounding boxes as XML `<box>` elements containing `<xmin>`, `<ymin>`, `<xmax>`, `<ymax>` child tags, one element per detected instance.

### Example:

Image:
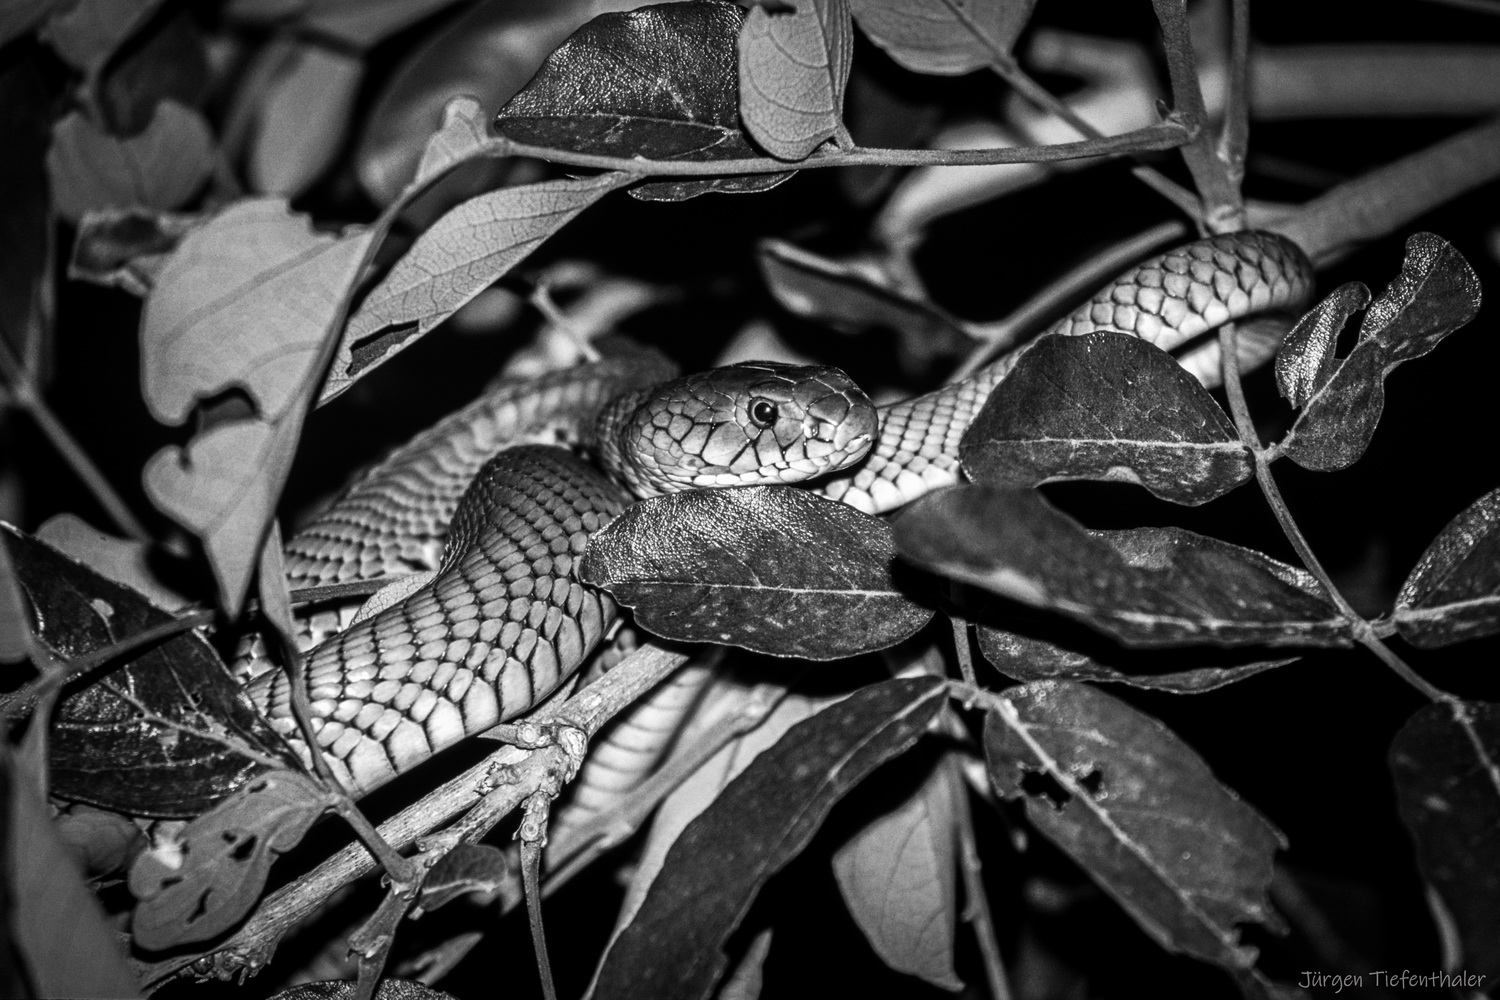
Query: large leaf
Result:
<box><xmin>592</xmin><ymin>675</ymin><xmax>947</xmax><ymax>1000</ymax></box>
<box><xmin>1389</xmin><ymin>701</ymin><xmax>1500</xmax><ymax>981</ymax></box>
<box><xmin>1393</xmin><ymin>486</ymin><xmax>1500</xmax><ymax>648</ymax></box>
<box><xmin>895</xmin><ymin>485</ymin><xmax>1348</xmax><ymax>647</ymax></box>
<box><xmin>738</xmin><ymin>0</ymin><xmax>853</xmax><ymax>161</ymax></box>
<box><xmin>961</xmin><ymin>332</ymin><xmax>1252</xmax><ymax>505</ymax></box>
<box><xmin>494</xmin><ymin>1</ymin><xmax>791</xmax><ymax>201</ymax></box>
<box><xmin>1279</xmin><ymin>233</ymin><xmax>1481</xmax><ymax>471</ymax></box>
<box><xmin>832</xmin><ymin>754</ymin><xmax>962</xmax><ymax>991</ymax></box>
<box><xmin>1</xmin><ymin>523</ymin><xmax>291</xmax><ymax>816</ymax></box>
<box><xmin>848</xmin><ymin>0</ymin><xmax>1035</xmax><ymax>75</ymax></box>
<box><xmin>985</xmin><ymin>681</ymin><xmax>1285</xmax><ymax>972</ymax></box>
<box><xmin>47</xmin><ymin>101</ymin><xmax>214</xmax><ymax>222</ymax></box>
<box><xmin>246</xmin><ymin>39</ymin><xmax>364</xmax><ymax>198</ymax></box>
<box><xmin>580</xmin><ymin>485</ymin><xmax>933</xmax><ymax>659</ymax></box>
<box><xmin>324</xmin><ymin>172</ymin><xmax>629</xmax><ymax>402</ymax></box>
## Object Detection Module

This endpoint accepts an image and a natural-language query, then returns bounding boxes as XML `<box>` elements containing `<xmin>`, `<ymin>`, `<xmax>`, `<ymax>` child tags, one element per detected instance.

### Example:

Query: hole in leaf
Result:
<box><xmin>1076</xmin><ymin>768</ymin><xmax>1104</xmax><ymax>797</ymax></box>
<box><xmin>1020</xmin><ymin>769</ymin><xmax>1071</xmax><ymax>809</ymax></box>
<box><xmin>225</xmin><ymin>832</ymin><xmax>258</xmax><ymax>862</ymax></box>
<box><xmin>196</xmin><ymin>387</ymin><xmax>258</xmax><ymax>432</ymax></box>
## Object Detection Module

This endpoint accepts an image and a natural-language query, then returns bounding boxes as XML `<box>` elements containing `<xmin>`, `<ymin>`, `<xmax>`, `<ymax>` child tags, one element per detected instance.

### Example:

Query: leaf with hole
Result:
<box><xmin>738</xmin><ymin>0</ymin><xmax>853</xmax><ymax>161</ymax></box>
<box><xmin>592</xmin><ymin>675</ymin><xmax>946</xmax><ymax>1000</ymax></box>
<box><xmin>581</xmin><ymin>485</ymin><xmax>933</xmax><ymax>659</ymax></box>
<box><xmin>494</xmin><ymin>1</ymin><xmax>792</xmax><ymax>201</ymax></box>
<box><xmin>984</xmin><ymin>681</ymin><xmax>1285</xmax><ymax>972</ymax></box>
<box><xmin>1389</xmin><ymin>700</ymin><xmax>1500</xmax><ymax>982</ymax></box>
<box><xmin>894</xmin><ymin>485</ymin><xmax>1347</xmax><ymax>647</ymax></box>
<box><xmin>1273</xmin><ymin>281</ymin><xmax>1369</xmax><ymax>409</ymax></box>
<box><xmin>849</xmin><ymin>0</ymin><xmax>1036</xmax><ymax>75</ymax></box>
<box><xmin>1280</xmin><ymin>233</ymin><xmax>1481</xmax><ymax>470</ymax></box>
<box><xmin>1393</xmin><ymin>486</ymin><xmax>1500</xmax><ymax>648</ymax></box>
<box><xmin>961</xmin><ymin>332</ymin><xmax>1251</xmax><ymax>505</ymax></box>
<box><xmin>129</xmin><ymin>770</ymin><xmax>338</xmax><ymax>950</ymax></box>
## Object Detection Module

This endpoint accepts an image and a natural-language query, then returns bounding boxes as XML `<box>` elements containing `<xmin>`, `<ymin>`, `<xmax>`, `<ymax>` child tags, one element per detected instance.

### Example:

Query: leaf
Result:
<box><xmin>1389</xmin><ymin>701</ymin><xmax>1500</xmax><ymax>982</ymax></box>
<box><xmin>47</xmin><ymin>101</ymin><xmax>215</xmax><ymax>222</ymax></box>
<box><xmin>975</xmin><ymin>627</ymin><xmax>1297</xmax><ymax>694</ymax></box>
<box><xmin>1281</xmin><ymin>233</ymin><xmax>1481</xmax><ymax>471</ymax></box>
<box><xmin>40</xmin><ymin>0</ymin><xmax>165</xmax><ymax>76</ymax></box>
<box><xmin>3</xmin><ymin>749</ymin><xmax>144</xmax><ymax>998</ymax></box>
<box><xmin>0</xmin><ymin>529</ymin><xmax>30</xmax><ymax>664</ymax></box>
<box><xmin>247</xmin><ymin>40</ymin><xmax>364</xmax><ymax>198</ymax></box>
<box><xmin>140</xmin><ymin>199</ymin><xmax>373</xmax><ymax>610</ymax></box>
<box><xmin>129</xmin><ymin>770</ymin><xmax>339</xmax><ymax>950</ymax></box>
<box><xmin>1393</xmin><ymin>486</ymin><xmax>1500</xmax><ymax>648</ymax></box>
<box><xmin>984</xmin><ymin>681</ymin><xmax>1286</xmax><ymax>971</ymax></box>
<box><xmin>68</xmin><ymin>207</ymin><xmax>201</xmax><ymax>297</ymax></box>
<box><xmin>832</xmin><ymin>755</ymin><xmax>962</xmax><ymax>991</ymax></box>
<box><xmin>324</xmin><ymin>172</ymin><xmax>629</xmax><ymax>403</ymax></box>
<box><xmin>1</xmin><ymin>523</ymin><xmax>292</xmax><ymax>816</ymax></box>
<box><xmin>848</xmin><ymin>0</ymin><xmax>1036</xmax><ymax>75</ymax></box>
<box><xmin>494</xmin><ymin>1</ymin><xmax>791</xmax><ymax>201</ymax></box>
<box><xmin>592</xmin><ymin>675</ymin><xmax>947</xmax><ymax>1000</ymax></box>
<box><xmin>0</xmin><ymin>0</ymin><xmax>68</xmax><ymax>49</ymax></box>
<box><xmin>960</xmin><ymin>332</ymin><xmax>1252</xmax><ymax>505</ymax></box>
<box><xmin>1273</xmin><ymin>282</ymin><xmax>1369</xmax><ymax>409</ymax></box>
<box><xmin>38</xmin><ymin>513</ymin><xmax>188</xmax><ymax>611</ymax></box>
<box><xmin>415</xmin><ymin>95</ymin><xmax>492</xmax><ymax>188</ymax></box>
<box><xmin>303</xmin><ymin>0</ymin><xmax>470</xmax><ymax>49</ymax></box>
<box><xmin>757</xmin><ymin>239</ymin><xmax>974</xmax><ymax>364</ymax></box>
<box><xmin>580</xmin><ymin>486</ymin><xmax>933</xmax><ymax>659</ymax></box>
<box><xmin>418</xmin><ymin>843</ymin><xmax>512</xmax><ymax>914</ymax></box>
<box><xmin>715</xmin><ymin>928</ymin><xmax>772</xmax><ymax>1000</ymax></box>
<box><xmin>895</xmin><ymin>486</ymin><xmax>1348</xmax><ymax>647</ymax></box>
<box><xmin>266</xmin><ymin>980</ymin><xmax>461</xmax><ymax>1000</ymax></box>
<box><xmin>738</xmin><ymin>0</ymin><xmax>853</xmax><ymax>161</ymax></box>
<box><xmin>0</xmin><ymin>54</ymin><xmax>52</xmax><ymax>365</ymax></box>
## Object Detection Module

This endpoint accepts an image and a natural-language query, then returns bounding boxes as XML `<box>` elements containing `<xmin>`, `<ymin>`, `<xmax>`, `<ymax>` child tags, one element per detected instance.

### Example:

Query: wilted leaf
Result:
<box><xmin>738</xmin><ymin>0</ymin><xmax>853</xmax><ymax>161</ymax></box>
<box><xmin>849</xmin><ymin>0</ymin><xmax>1035</xmax><ymax>75</ymax></box>
<box><xmin>581</xmin><ymin>486</ymin><xmax>933</xmax><ymax>659</ymax></box>
<box><xmin>1281</xmin><ymin>233</ymin><xmax>1481</xmax><ymax>471</ymax></box>
<box><xmin>975</xmin><ymin>627</ymin><xmax>1296</xmax><ymax>694</ymax></box>
<box><xmin>38</xmin><ymin>513</ymin><xmax>188</xmax><ymax>611</ymax></box>
<box><xmin>247</xmin><ymin>40</ymin><xmax>364</xmax><ymax>197</ymax></box>
<box><xmin>832</xmin><ymin>755</ymin><xmax>962</xmax><ymax>991</ymax></box>
<box><xmin>985</xmin><ymin>681</ymin><xmax>1286</xmax><ymax>970</ymax></box>
<box><xmin>4</xmin><ymin>750</ymin><xmax>143</xmax><ymax>998</ymax></box>
<box><xmin>1</xmin><ymin>523</ymin><xmax>292</xmax><ymax>815</ymax></box>
<box><xmin>68</xmin><ymin>207</ymin><xmax>201</xmax><ymax>297</ymax></box>
<box><xmin>1389</xmin><ymin>701</ymin><xmax>1500</xmax><ymax>981</ymax></box>
<box><xmin>419</xmin><ymin>843</ymin><xmax>511</xmax><ymax>914</ymax></box>
<box><xmin>130</xmin><ymin>770</ymin><xmax>338</xmax><ymax>949</ymax></box>
<box><xmin>961</xmin><ymin>332</ymin><xmax>1252</xmax><ymax>505</ymax></box>
<box><xmin>593</xmin><ymin>675</ymin><xmax>946</xmax><ymax>1000</ymax></box>
<box><xmin>415</xmin><ymin>95</ymin><xmax>492</xmax><ymax>187</ymax></box>
<box><xmin>1273</xmin><ymin>282</ymin><xmax>1369</xmax><ymax>409</ymax></box>
<box><xmin>495</xmin><ymin>1</ymin><xmax>791</xmax><ymax>201</ymax></box>
<box><xmin>1393</xmin><ymin>486</ymin><xmax>1500</xmax><ymax>648</ymax></box>
<box><xmin>47</xmin><ymin>101</ymin><xmax>215</xmax><ymax>222</ymax></box>
<box><xmin>40</xmin><ymin>0</ymin><xmax>164</xmax><ymax>76</ymax></box>
<box><xmin>757</xmin><ymin>239</ymin><xmax>974</xmax><ymax>363</ymax></box>
<box><xmin>325</xmin><ymin>172</ymin><xmax>629</xmax><ymax>402</ymax></box>
<box><xmin>895</xmin><ymin>486</ymin><xmax>1348</xmax><ymax>647</ymax></box>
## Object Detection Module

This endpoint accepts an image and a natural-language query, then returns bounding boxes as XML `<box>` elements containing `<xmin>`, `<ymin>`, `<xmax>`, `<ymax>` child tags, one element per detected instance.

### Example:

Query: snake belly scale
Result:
<box><xmin>248</xmin><ymin>231</ymin><xmax>1315</xmax><ymax>795</ymax></box>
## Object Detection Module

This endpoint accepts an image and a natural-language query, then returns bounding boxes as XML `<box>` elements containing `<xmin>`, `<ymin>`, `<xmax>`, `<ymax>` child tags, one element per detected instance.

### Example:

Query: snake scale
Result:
<box><xmin>246</xmin><ymin>231</ymin><xmax>1314</xmax><ymax>795</ymax></box>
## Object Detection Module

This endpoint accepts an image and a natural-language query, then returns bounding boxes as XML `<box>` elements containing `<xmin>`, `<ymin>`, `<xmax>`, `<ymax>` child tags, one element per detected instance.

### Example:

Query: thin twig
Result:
<box><xmin>950</xmin><ymin>757</ymin><xmax>1013</xmax><ymax>1000</ymax></box>
<box><xmin>1218</xmin><ymin>0</ymin><xmax>1252</xmax><ymax>191</ymax></box>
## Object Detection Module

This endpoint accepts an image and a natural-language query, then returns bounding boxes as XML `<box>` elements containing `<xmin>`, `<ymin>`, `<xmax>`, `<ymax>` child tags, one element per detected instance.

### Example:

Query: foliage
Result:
<box><xmin>1</xmin><ymin>2</ymin><xmax>1498</xmax><ymax>1000</ymax></box>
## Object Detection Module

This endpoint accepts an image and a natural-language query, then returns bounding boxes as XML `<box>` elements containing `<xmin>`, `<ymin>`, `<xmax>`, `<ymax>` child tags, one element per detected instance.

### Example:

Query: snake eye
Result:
<box><xmin>748</xmin><ymin>399</ymin><xmax>779</xmax><ymax>428</ymax></box>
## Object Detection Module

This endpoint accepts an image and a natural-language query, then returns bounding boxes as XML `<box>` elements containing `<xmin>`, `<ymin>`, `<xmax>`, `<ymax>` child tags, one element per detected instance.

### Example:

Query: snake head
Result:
<box><xmin>601</xmin><ymin>361</ymin><xmax>878</xmax><ymax>496</ymax></box>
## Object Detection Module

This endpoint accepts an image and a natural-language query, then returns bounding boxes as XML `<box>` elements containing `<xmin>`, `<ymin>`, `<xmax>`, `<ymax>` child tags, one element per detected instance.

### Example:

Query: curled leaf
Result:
<box><xmin>738</xmin><ymin>0</ymin><xmax>853</xmax><ymax>161</ymax></box>
<box><xmin>581</xmin><ymin>485</ymin><xmax>933</xmax><ymax>659</ymax></box>
<box><xmin>1394</xmin><ymin>486</ymin><xmax>1500</xmax><ymax>648</ymax></box>
<box><xmin>1273</xmin><ymin>281</ymin><xmax>1369</xmax><ymax>408</ymax></box>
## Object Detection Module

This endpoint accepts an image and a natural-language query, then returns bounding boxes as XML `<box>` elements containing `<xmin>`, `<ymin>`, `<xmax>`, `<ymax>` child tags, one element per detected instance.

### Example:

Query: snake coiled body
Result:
<box><xmin>251</xmin><ymin>231</ymin><xmax>1315</xmax><ymax>795</ymax></box>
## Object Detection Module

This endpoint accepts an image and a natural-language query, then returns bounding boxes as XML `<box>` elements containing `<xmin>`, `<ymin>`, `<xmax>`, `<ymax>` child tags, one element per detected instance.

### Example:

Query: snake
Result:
<box><xmin>245</xmin><ymin>231</ymin><xmax>1314</xmax><ymax>796</ymax></box>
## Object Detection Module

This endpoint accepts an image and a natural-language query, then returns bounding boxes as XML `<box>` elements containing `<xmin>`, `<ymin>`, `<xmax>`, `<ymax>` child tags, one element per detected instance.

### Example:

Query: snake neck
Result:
<box><xmin>592</xmin><ymin>386</ymin><xmax>659</xmax><ymax>498</ymax></box>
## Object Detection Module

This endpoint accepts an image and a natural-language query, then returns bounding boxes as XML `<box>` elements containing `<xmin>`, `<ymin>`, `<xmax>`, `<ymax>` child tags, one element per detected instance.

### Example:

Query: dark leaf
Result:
<box><xmin>40</xmin><ymin>0</ymin><xmax>163</xmax><ymax>77</ymax></box>
<box><xmin>984</xmin><ymin>681</ymin><xmax>1286</xmax><ymax>970</ymax></box>
<box><xmin>738</xmin><ymin>0</ymin><xmax>853</xmax><ymax>161</ymax></box>
<box><xmin>581</xmin><ymin>486</ymin><xmax>933</xmax><ymax>659</ymax></box>
<box><xmin>1273</xmin><ymin>282</ymin><xmax>1369</xmax><ymax>409</ymax></box>
<box><xmin>592</xmin><ymin>675</ymin><xmax>947</xmax><ymax>1000</ymax></box>
<box><xmin>3</xmin><ymin>750</ymin><xmax>144</xmax><ymax>998</ymax></box>
<box><xmin>1394</xmin><ymin>486</ymin><xmax>1500</xmax><ymax>648</ymax></box>
<box><xmin>0</xmin><ymin>0</ymin><xmax>67</xmax><ymax>48</ymax></box>
<box><xmin>129</xmin><ymin>770</ymin><xmax>338</xmax><ymax>949</ymax></box>
<box><xmin>894</xmin><ymin>486</ymin><xmax>1348</xmax><ymax>647</ymax></box>
<box><xmin>495</xmin><ymin>1</ymin><xmax>791</xmax><ymax>201</ymax></box>
<box><xmin>849</xmin><ymin>0</ymin><xmax>1036</xmax><ymax>75</ymax></box>
<box><xmin>1</xmin><ymin>523</ymin><xmax>293</xmax><ymax>816</ymax></box>
<box><xmin>418</xmin><ymin>843</ymin><xmax>512</xmax><ymax>914</ymax></box>
<box><xmin>68</xmin><ymin>207</ymin><xmax>201</xmax><ymax>297</ymax></box>
<box><xmin>0</xmin><ymin>55</ymin><xmax>51</xmax><ymax>367</ymax></box>
<box><xmin>975</xmin><ymin>627</ymin><xmax>1297</xmax><ymax>694</ymax></box>
<box><xmin>961</xmin><ymin>332</ymin><xmax>1251</xmax><ymax>505</ymax></box>
<box><xmin>1281</xmin><ymin>233</ymin><xmax>1481</xmax><ymax>471</ymax></box>
<box><xmin>757</xmin><ymin>238</ymin><xmax>974</xmax><ymax>365</ymax></box>
<box><xmin>1389</xmin><ymin>701</ymin><xmax>1500</xmax><ymax>981</ymax></box>
<box><xmin>266</xmin><ymin>978</ymin><xmax>460</xmax><ymax>1000</ymax></box>
<box><xmin>47</xmin><ymin>101</ymin><xmax>214</xmax><ymax>222</ymax></box>
<box><xmin>97</xmin><ymin>7</ymin><xmax>209</xmax><ymax>135</ymax></box>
